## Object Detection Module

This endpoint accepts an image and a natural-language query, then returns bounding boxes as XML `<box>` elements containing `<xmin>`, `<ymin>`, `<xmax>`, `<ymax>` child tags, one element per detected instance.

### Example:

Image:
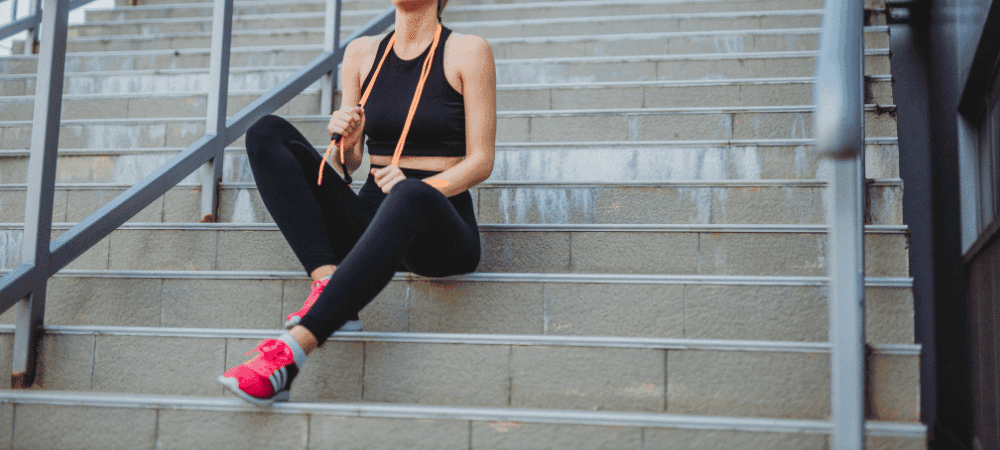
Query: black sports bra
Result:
<box><xmin>360</xmin><ymin>27</ymin><xmax>466</xmax><ymax>159</ymax></box>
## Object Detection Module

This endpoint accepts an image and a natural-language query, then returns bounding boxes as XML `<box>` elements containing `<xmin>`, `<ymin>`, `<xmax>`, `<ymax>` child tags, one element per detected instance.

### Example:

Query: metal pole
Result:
<box><xmin>320</xmin><ymin>0</ymin><xmax>341</xmax><ymax>115</ymax></box>
<box><xmin>824</xmin><ymin>0</ymin><xmax>867</xmax><ymax>447</ymax></box>
<box><xmin>22</xmin><ymin>0</ymin><xmax>38</xmax><ymax>54</ymax></box>
<box><xmin>12</xmin><ymin>0</ymin><xmax>69</xmax><ymax>388</ymax></box>
<box><xmin>200</xmin><ymin>0</ymin><xmax>232</xmax><ymax>221</ymax></box>
<box><xmin>828</xmin><ymin>153</ymin><xmax>867</xmax><ymax>449</ymax></box>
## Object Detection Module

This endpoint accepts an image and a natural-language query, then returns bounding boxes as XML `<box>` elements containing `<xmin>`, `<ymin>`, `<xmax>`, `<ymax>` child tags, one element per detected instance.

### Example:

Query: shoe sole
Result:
<box><xmin>217</xmin><ymin>375</ymin><xmax>285</xmax><ymax>408</ymax></box>
<box><xmin>283</xmin><ymin>316</ymin><xmax>302</xmax><ymax>329</ymax></box>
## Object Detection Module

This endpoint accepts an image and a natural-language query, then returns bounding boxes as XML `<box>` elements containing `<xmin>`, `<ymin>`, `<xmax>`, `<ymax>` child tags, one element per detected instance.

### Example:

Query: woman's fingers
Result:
<box><xmin>327</xmin><ymin>106</ymin><xmax>365</xmax><ymax>137</ymax></box>
<box><xmin>371</xmin><ymin>164</ymin><xmax>406</xmax><ymax>193</ymax></box>
<box><xmin>382</xmin><ymin>173</ymin><xmax>406</xmax><ymax>193</ymax></box>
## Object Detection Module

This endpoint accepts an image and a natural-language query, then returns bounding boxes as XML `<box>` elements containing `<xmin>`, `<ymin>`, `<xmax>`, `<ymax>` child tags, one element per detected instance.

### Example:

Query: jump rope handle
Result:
<box><xmin>331</xmin><ymin>133</ymin><xmax>351</xmax><ymax>185</ymax></box>
<box><xmin>318</xmin><ymin>103</ymin><xmax>361</xmax><ymax>186</ymax></box>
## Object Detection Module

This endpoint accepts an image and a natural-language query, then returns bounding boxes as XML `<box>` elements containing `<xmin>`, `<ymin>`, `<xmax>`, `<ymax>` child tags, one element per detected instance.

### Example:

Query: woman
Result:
<box><xmin>218</xmin><ymin>0</ymin><xmax>496</xmax><ymax>406</ymax></box>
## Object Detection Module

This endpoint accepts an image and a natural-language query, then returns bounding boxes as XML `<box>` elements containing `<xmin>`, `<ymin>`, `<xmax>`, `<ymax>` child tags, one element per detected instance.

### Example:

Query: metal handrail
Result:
<box><xmin>1</xmin><ymin>0</ymin><xmax>102</xmax><ymax>53</ymax></box>
<box><xmin>0</xmin><ymin>0</ymin><xmax>393</xmax><ymax>386</ymax></box>
<box><xmin>812</xmin><ymin>0</ymin><xmax>867</xmax><ymax>448</ymax></box>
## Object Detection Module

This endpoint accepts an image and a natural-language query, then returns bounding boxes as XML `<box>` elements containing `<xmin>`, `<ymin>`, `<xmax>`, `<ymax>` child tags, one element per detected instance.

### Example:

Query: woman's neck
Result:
<box><xmin>393</xmin><ymin>4</ymin><xmax>439</xmax><ymax>57</ymax></box>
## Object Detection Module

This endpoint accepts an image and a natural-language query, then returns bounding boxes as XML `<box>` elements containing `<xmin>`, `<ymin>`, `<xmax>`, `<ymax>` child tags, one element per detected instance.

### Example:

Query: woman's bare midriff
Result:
<box><xmin>369</xmin><ymin>154</ymin><xmax>464</xmax><ymax>172</ymax></box>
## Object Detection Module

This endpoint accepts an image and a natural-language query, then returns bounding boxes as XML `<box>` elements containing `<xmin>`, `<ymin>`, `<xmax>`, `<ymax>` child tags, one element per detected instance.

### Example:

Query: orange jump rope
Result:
<box><xmin>319</xmin><ymin>24</ymin><xmax>449</xmax><ymax>190</ymax></box>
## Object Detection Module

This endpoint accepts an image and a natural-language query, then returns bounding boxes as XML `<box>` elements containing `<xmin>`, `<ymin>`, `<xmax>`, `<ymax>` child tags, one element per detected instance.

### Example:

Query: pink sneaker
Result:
<box><xmin>284</xmin><ymin>278</ymin><xmax>329</xmax><ymax>329</ymax></box>
<box><xmin>218</xmin><ymin>339</ymin><xmax>299</xmax><ymax>407</ymax></box>
<box><xmin>284</xmin><ymin>277</ymin><xmax>363</xmax><ymax>332</ymax></box>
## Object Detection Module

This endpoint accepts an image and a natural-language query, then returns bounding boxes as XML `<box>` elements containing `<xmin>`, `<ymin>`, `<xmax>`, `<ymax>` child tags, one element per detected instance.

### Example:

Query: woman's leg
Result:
<box><xmin>245</xmin><ymin>115</ymin><xmax>375</xmax><ymax>275</ymax></box>
<box><xmin>220</xmin><ymin>171</ymin><xmax>480</xmax><ymax>406</ymax></box>
<box><xmin>298</xmin><ymin>178</ymin><xmax>481</xmax><ymax>345</ymax></box>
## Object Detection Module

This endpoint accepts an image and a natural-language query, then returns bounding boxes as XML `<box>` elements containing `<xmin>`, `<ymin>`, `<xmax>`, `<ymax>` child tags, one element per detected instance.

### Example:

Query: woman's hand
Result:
<box><xmin>370</xmin><ymin>164</ymin><xmax>407</xmax><ymax>194</ymax></box>
<box><xmin>327</xmin><ymin>105</ymin><xmax>365</xmax><ymax>150</ymax></box>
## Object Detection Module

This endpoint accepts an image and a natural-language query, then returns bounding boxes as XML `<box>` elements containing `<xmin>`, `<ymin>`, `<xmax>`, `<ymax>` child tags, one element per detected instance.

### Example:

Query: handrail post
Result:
<box><xmin>320</xmin><ymin>0</ymin><xmax>342</xmax><ymax>115</ymax></box>
<box><xmin>201</xmin><ymin>0</ymin><xmax>233</xmax><ymax>221</ymax></box>
<box><xmin>12</xmin><ymin>0</ymin><xmax>69</xmax><ymax>388</ymax></box>
<box><xmin>828</xmin><ymin>136</ymin><xmax>867</xmax><ymax>450</ymax></box>
<box><xmin>22</xmin><ymin>0</ymin><xmax>38</xmax><ymax>54</ymax></box>
<box><xmin>814</xmin><ymin>0</ymin><xmax>867</xmax><ymax>448</ymax></box>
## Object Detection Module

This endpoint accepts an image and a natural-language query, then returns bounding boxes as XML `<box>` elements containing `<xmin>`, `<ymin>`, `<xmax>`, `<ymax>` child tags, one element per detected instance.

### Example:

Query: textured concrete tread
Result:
<box><xmin>0</xmin><ymin>389</ymin><xmax>926</xmax><ymax>437</ymax></box>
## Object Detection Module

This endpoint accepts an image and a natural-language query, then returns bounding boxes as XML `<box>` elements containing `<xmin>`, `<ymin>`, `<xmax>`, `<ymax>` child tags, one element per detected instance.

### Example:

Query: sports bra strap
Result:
<box><xmin>318</xmin><ymin>24</ymin><xmax>444</xmax><ymax>186</ymax></box>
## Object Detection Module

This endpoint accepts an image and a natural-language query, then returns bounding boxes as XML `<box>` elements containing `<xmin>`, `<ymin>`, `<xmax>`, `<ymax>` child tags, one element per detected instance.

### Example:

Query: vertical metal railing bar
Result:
<box><xmin>813</xmin><ymin>0</ymin><xmax>867</xmax><ymax>448</ymax></box>
<box><xmin>22</xmin><ymin>0</ymin><xmax>37</xmax><ymax>53</ymax></box>
<box><xmin>199</xmin><ymin>0</ymin><xmax>233</xmax><ymax>221</ymax></box>
<box><xmin>10</xmin><ymin>0</ymin><xmax>18</xmax><ymax>44</ymax></box>
<box><xmin>11</xmin><ymin>0</ymin><xmax>69</xmax><ymax>388</ymax></box>
<box><xmin>320</xmin><ymin>0</ymin><xmax>342</xmax><ymax>116</ymax></box>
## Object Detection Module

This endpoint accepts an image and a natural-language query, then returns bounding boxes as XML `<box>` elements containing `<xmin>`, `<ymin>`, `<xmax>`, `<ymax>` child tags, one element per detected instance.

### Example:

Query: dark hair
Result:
<box><xmin>437</xmin><ymin>0</ymin><xmax>442</xmax><ymax>21</ymax></box>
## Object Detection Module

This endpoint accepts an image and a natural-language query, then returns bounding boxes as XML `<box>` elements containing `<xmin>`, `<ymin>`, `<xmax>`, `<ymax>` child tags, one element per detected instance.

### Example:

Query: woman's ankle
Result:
<box><xmin>289</xmin><ymin>325</ymin><xmax>319</xmax><ymax>355</ymax></box>
<box><xmin>310</xmin><ymin>265</ymin><xmax>336</xmax><ymax>282</ymax></box>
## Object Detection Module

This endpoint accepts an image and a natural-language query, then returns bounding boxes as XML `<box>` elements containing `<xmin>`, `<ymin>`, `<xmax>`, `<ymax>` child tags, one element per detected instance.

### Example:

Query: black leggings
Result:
<box><xmin>245</xmin><ymin>115</ymin><xmax>481</xmax><ymax>344</ymax></box>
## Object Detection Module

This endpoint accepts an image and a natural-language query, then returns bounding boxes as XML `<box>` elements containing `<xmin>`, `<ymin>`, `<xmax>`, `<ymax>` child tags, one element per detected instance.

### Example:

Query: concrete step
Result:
<box><xmin>0</xmin><ymin>390</ymin><xmax>926</xmax><ymax>449</ymax></box>
<box><xmin>0</xmin><ymin>48</ymin><xmax>892</xmax><ymax>82</ymax></box>
<box><xmin>0</xmin><ymin>326</ymin><xmax>919</xmax><ymax>421</ymax></box>
<box><xmin>0</xmin><ymin>270</ymin><xmax>916</xmax><ymax>345</ymax></box>
<box><xmin>87</xmin><ymin>0</ymin><xmax>831</xmax><ymax>24</ymax></box>
<box><xmin>0</xmin><ymin>179</ymin><xmax>906</xmax><ymax>226</ymax></box>
<box><xmin>0</xmin><ymin>138</ymin><xmax>903</xmax><ymax>184</ymax></box>
<box><xmin>12</xmin><ymin>27</ymin><xmax>889</xmax><ymax>57</ymax></box>
<box><xmin>0</xmin><ymin>70</ymin><xmax>894</xmax><ymax>109</ymax></box>
<box><xmin>67</xmin><ymin>10</ymin><xmax>829</xmax><ymax>39</ymax></box>
<box><xmin>0</xmin><ymin>223</ymin><xmax>910</xmax><ymax>277</ymax></box>
<box><xmin>0</xmin><ymin>105</ymin><xmax>900</xmax><ymax>151</ymax></box>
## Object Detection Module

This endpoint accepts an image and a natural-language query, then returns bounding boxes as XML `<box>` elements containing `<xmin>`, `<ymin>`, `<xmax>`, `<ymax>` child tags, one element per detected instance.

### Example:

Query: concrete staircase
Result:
<box><xmin>0</xmin><ymin>0</ymin><xmax>925</xmax><ymax>448</ymax></box>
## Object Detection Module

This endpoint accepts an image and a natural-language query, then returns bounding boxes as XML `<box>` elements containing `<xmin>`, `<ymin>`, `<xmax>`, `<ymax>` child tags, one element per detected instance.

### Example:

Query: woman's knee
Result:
<box><xmin>246</xmin><ymin>115</ymin><xmax>288</xmax><ymax>153</ymax></box>
<box><xmin>388</xmin><ymin>178</ymin><xmax>438</xmax><ymax>204</ymax></box>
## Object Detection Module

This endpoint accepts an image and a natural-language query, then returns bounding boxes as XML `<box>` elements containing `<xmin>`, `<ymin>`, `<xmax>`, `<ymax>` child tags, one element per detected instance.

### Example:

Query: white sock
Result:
<box><xmin>278</xmin><ymin>332</ymin><xmax>307</xmax><ymax>367</ymax></box>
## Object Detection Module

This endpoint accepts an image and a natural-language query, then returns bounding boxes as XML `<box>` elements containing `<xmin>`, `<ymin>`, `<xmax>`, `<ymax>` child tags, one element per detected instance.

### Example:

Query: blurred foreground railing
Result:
<box><xmin>813</xmin><ymin>0</ymin><xmax>867</xmax><ymax>448</ymax></box>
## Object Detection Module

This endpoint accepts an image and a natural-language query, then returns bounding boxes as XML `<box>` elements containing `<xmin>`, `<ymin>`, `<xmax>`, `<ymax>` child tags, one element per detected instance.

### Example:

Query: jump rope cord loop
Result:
<box><xmin>318</xmin><ymin>23</ymin><xmax>444</xmax><ymax>186</ymax></box>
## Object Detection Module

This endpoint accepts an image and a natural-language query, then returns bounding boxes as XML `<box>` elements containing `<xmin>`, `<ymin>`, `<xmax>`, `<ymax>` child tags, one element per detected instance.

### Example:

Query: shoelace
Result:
<box><xmin>318</xmin><ymin>24</ymin><xmax>444</xmax><ymax>187</ymax></box>
<box><xmin>302</xmin><ymin>278</ymin><xmax>327</xmax><ymax>310</ymax></box>
<box><xmin>244</xmin><ymin>339</ymin><xmax>294</xmax><ymax>377</ymax></box>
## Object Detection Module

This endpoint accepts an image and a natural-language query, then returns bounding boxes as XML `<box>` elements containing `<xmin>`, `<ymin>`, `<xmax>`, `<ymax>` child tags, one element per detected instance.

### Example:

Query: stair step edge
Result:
<box><xmin>0</xmin><ymin>222</ymin><xmax>911</xmax><ymax>233</ymax></box>
<box><xmin>0</xmin><ymin>324</ymin><xmax>922</xmax><ymax>355</ymax></box>
<box><xmin>0</xmin><ymin>268</ymin><xmax>916</xmax><ymax>287</ymax></box>
<box><xmin>0</xmin><ymin>138</ymin><xmax>901</xmax><ymax>155</ymax></box>
<box><xmin>0</xmin><ymin>390</ymin><xmax>927</xmax><ymax>437</ymax></box>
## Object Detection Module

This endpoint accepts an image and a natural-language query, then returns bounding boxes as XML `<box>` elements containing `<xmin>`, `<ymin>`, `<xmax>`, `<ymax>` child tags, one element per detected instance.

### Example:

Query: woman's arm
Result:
<box><xmin>422</xmin><ymin>34</ymin><xmax>497</xmax><ymax>197</ymax></box>
<box><xmin>328</xmin><ymin>36</ymin><xmax>379</xmax><ymax>174</ymax></box>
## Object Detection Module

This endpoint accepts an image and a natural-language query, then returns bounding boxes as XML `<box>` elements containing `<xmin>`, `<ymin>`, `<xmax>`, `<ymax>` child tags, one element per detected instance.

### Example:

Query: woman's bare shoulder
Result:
<box><xmin>345</xmin><ymin>34</ymin><xmax>385</xmax><ymax>61</ymax></box>
<box><xmin>446</xmin><ymin>32</ymin><xmax>493</xmax><ymax>62</ymax></box>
